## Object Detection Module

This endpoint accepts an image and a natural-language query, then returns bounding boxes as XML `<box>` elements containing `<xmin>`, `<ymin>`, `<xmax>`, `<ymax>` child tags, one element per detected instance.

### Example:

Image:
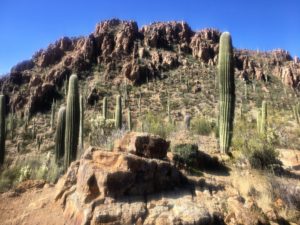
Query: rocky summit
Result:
<box><xmin>1</xmin><ymin>19</ymin><xmax>299</xmax><ymax>114</ymax></box>
<box><xmin>0</xmin><ymin>19</ymin><xmax>300</xmax><ymax>225</ymax></box>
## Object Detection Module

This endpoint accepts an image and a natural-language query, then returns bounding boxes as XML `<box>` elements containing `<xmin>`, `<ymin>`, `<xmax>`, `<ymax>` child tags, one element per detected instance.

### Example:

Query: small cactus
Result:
<box><xmin>64</xmin><ymin>74</ymin><xmax>80</xmax><ymax>168</ymax></box>
<box><xmin>51</xmin><ymin>100</ymin><xmax>55</xmax><ymax>131</ymax></box>
<box><xmin>79</xmin><ymin>95</ymin><xmax>84</xmax><ymax>154</ymax></box>
<box><xmin>36</xmin><ymin>135</ymin><xmax>43</xmax><ymax>151</ymax></box>
<box><xmin>9</xmin><ymin>109</ymin><xmax>14</xmax><ymax>140</ymax></box>
<box><xmin>167</xmin><ymin>92</ymin><xmax>171</xmax><ymax>123</ymax></box>
<box><xmin>260</xmin><ymin>100</ymin><xmax>267</xmax><ymax>134</ymax></box>
<box><xmin>17</xmin><ymin>141</ymin><xmax>21</xmax><ymax>153</ymax></box>
<box><xmin>64</xmin><ymin>78</ymin><xmax>68</xmax><ymax>96</ymax></box>
<box><xmin>244</xmin><ymin>83</ymin><xmax>248</xmax><ymax>100</ymax></box>
<box><xmin>102</xmin><ymin>97</ymin><xmax>107</xmax><ymax>120</ymax></box>
<box><xmin>184</xmin><ymin>114</ymin><xmax>191</xmax><ymax>130</ymax></box>
<box><xmin>115</xmin><ymin>95</ymin><xmax>122</xmax><ymax>129</ymax></box>
<box><xmin>32</xmin><ymin>119</ymin><xmax>36</xmax><ymax>139</ymax></box>
<box><xmin>218</xmin><ymin>32</ymin><xmax>235</xmax><ymax>154</ymax></box>
<box><xmin>128</xmin><ymin>108</ymin><xmax>132</xmax><ymax>131</ymax></box>
<box><xmin>0</xmin><ymin>95</ymin><xmax>6</xmax><ymax>165</ymax></box>
<box><xmin>293</xmin><ymin>105</ymin><xmax>299</xmax><ymax>124</ymax></box>
<box><xmin>257</xmin><ymin>109</ymin><xmax>261</xmax><ymax>133</ymax></box>
<box><xmin>55</xmin><ymin>106</ymin><xmax>66</xmax><ymax>163</ymax></box>
<box><xmin>138</xmin><ymin>92</ymin><xmax>142</xmax><ymax>116</ymax></box>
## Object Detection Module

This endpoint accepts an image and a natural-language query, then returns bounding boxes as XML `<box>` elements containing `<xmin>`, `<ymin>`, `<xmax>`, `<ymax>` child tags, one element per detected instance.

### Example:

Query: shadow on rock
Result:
<box><xmin>172</xmin><ymin>143</ymin><xmax>230</xmax><ymax>176</ymax></box>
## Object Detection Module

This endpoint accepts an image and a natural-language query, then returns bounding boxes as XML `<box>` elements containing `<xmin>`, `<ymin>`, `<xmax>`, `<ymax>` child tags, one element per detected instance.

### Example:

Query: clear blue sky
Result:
<box><xmin>0</xmin><ymin>0</ymin><xmax>299</xmax><ymax>74</ymax></box>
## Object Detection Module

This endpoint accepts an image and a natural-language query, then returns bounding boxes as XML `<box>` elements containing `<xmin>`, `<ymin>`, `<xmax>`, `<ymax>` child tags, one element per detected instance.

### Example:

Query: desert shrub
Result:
<box><xmin>172</xmin><ymin>144</ymin><xmax>198</xmax><ymax>170</ymax></box>
<box><xmin>0</xmin><ymin>166</ymin><xmax>21</xmax><ymax>192</ymax></box>
<box><xmin>191</xmin><ymin>116</ymin><xmax>214</xmax><ymax>136</ymax></box>
<box><xmin>31</xmin><ymin>153</ymin><xmax>63</xmax><ymax>183</ymax></box>
<box><xmin>232</xmin><ymin>119</ymin><xmax>280</xmax><ymax>170</ymax></box>
<box><xmin>0</xmin><ymin>153</ymin><xmax>63</xmax><ymax>192</ymax></box>
<box><xmin>142</xmin><ymin>112</ymin><xmax>175</xmax><ymax>139</ymax></box>
<box><xmin>89</xmin><ymin>115</ymin><xmax>119</xmax><ymax>147</ymax></box>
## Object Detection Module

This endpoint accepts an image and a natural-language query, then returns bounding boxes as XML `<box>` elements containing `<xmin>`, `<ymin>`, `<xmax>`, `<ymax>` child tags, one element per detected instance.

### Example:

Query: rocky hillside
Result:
<box><xmin>1</xmin><ymin>19</ymin><xmax>299</xmax><ymax>115</ymax></box>
<box><xmin>0</xmin><ymin>19</ymin><xmax>300</xmax><ymax>225</ymax></box>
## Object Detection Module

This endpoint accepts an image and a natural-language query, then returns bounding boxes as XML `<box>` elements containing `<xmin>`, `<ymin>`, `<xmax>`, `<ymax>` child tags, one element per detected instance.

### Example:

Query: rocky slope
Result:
<box><xmin>1</xmin><ymin>19</ymin><xmax>299</xmax><ymax>115</ymax></box>
<box><xmin>1</xmin><ymin>19</ymin><xmax>300</xmax><ymax>225</ymax></box>
<box><xmin>1</xmin><ymin>132</ymin><xmax>299</xmax><ymax>225</ymax></box>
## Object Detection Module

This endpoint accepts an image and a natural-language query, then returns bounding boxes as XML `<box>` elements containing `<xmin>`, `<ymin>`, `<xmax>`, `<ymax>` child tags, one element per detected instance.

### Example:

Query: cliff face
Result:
<box><xmin>1</xmin><ymin>19</ymin><xmax>299</xmax><ymax>114</ymax></box>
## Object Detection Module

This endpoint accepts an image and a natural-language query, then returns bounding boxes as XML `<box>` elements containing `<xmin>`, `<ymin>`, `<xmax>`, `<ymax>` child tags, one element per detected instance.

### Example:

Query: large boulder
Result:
<box><xmin>56</xmin><ymin>147</ymin><xmax>189</xmax><ymax>225</ymax></box>
<box><xmin>114</xmin><ymin>132</ymin><xmax>170</xmax><ymax>159</ymax></box>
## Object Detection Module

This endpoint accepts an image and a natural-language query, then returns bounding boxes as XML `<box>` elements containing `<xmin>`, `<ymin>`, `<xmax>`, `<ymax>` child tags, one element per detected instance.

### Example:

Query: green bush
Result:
<box><xmin>191</xmin><ymin>116</ymin><xmax>214</xmax><ymax>136</ymax></box>
<box><xmin>232</xmin><ymin>119</ymin><xmax>280</xmax><ymax>169</ymax></box>
<box><xmin>172</xmin><ymin>144</ymin><xmax>198</xmax><ymax>170</ymax></box>
<box><xmin>0</xmin><ymin>166</ymin><xmax>21</xmax><ymax>192</ymax></box>
<box><xmin>0</xmin><ymin>153</ymin><xmax>63</xmax><ymax>192</ymax></box>
<box><xmin>142</xmin><ymin>112</ymin><xmax>175</xmax><ymax>139</ymax></box>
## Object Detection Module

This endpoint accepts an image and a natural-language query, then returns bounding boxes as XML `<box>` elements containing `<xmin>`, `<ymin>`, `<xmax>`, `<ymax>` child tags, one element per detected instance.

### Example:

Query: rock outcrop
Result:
<box><xmin>114</xmin><ymin>132</ymin><xmax>170</xmax><ymax>159</ymax></box>
<box><xmin>2</xmin><ymin>19</ymin><xmax>300</xmax><ymax>114</ymax></box>
<box><xmin>55</xmin><ymin>145</ymin><xmax>193</xmax><ymax>225</ymax></box>
<box><xmin>141</xmin><ymin>21</ymin><xmax>193</xmax><ymax>51</ymax></box>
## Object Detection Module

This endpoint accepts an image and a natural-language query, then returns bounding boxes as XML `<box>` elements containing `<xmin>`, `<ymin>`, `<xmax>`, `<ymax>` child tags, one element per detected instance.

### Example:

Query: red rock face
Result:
<box><xmin>141</xmin><ymin>21</ymin><xmax>193</xmax><ymax>51</ymax></box>
<box><xmin>2</xmin><ymin>19</ymin><xmax>300</xmax><ymax>114</ymax></box>
<box><xmin>190</xmin><ymin>29</ymin><xmax>221</xmax><ymax>63</ymax></box>
<box><xmin>55</xmin><ymin>146</ymin><xmax>187</xmax><ymax>224</ymax></box>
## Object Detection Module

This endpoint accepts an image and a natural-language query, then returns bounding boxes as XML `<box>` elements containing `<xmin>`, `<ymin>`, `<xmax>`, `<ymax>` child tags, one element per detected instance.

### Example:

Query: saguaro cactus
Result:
<box><xmin>51</xmin><ymin>100</ymin><xmax>55</xmax><ymax>130</ymax></box>
<box><xmin>218</xmin><ymin>32</ymin><xmax>235</xmax><ymax>154</ymax></box>
<box><xmin>257</xmin><ymin>109</ymin><xmax>261</xmax><ymax>133</ymax></box>
<box><xmin>260</xmin><ymin>100</ymin><xmax>267</xmax><ymax>134</ymax></box>
<box><xmin>138</xmin><ymin>92</ymin><xmax>141</xmax><ymax>116</ymax></box>
<box><xmin>102</xmin><ymin>97</ymin><xmax>107</xmax><ymax>120</ymax></box>
<box><xmin>128</xmin><ymin>108</ymin><xmax>132</xmax><ymax>131</ymax></box>
<box><xmin>115</xmin><ymin>95</ymin><xmax>122</xmax><ymax>129</ymax></box>
<box><xmin>55</xmin><ymin>106</ymin><xmax>66</xmax><ymax>162</ymax></box>
<box><xmin>293</xmin><ymin>105</ymin><xmax>299</xmax><ymax>124</ymax></box>
<box><xmin>79</xmin><ymin>95</ymin><xmax>84</xmax><ymax>153</ymax></box>
<box><xmin>167</xmin><ymin>92</ymin><xmax>171</xmax><ymax>123</ymax></box>
<box><xmin>0</xmin><ymin>95</ymin><xmax>5</xmax><ymax>165</ymax></box>
<box><xmin>64</xmin><ymin>74</ymin><xmax>80</xmax><ymax>168</ymax></box>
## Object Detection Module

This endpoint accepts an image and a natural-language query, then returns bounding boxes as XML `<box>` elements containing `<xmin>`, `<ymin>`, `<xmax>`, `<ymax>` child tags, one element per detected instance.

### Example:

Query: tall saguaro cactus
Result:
<box><xmin>55</xmin><ymin>107</ymin><xmax>66</xmax><ymax>162</ymax></box>
<box><xmin>0</xmin><ymin>95</ymin><xmax>6</xmax><ymax>165</ymax></box>
<box><xmin>64</xmin><ymin>74</ymin><xmax>80</xmax><ymax>169</ymax></box>
<box><xmin>115</xmin><ymin>95</ymin><xmax>122</xmax><ymax>129</ymax></box>
<box><xmin>260</xmin><ymin>100</ymin><xmax>267</xmax><ymax>134</ymax></box>
<box><xmin>51</xmin><ymin>100</ymin><xmax>55</xmax><ymax>131</ymax></box>
<box><xmin>79</xmin><ymin>95</ymin><xmax>84</xmax><ymax>154</ymax></box>
<box><xmin>128</xmin><ymin>108</ymin><xmax>132</xmax><ymax>131</ymax></box>
<box><xmin>102</xmin><ymin>97</ymin><xmax>107</xmax><ymax>120</ymax></box>
<box><xmin>218</xmin><ymin>32</ymin><xmax>235</xmax><ymax>154</ymax></box>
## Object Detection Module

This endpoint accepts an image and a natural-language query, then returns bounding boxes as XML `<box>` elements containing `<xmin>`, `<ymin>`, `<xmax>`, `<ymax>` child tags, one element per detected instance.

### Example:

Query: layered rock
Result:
<box><xmin>55</xmin><ymin>145</ymin><xmax>191</xmax><ymax>225</ymax></box>
<box><xmin>2</xmin><ymin>19</ymin><xmax>300</xmax><ymax>114</ymax></box>
<box><xmin>114</xmin><ymin>132</ymin><xmax>170</xmax><ymax>159</ymax></box>
<box><xmin>190</xmin><ymin>29</ymin><xmax>220</xmax><ymax>63</ymax></box>
<box><xmin>140</xmin><ymin>21</ymin><xmax>193</xmax><ymax>51</ymax></box>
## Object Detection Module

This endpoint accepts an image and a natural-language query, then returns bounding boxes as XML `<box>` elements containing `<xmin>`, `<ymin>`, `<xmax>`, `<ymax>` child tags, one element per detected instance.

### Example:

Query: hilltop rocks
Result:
<box><xmin>28</xmin><ymin>83</ymin><xmax>60</xmax><ymax>113</ymax></box>
<box><xmin>281</xmin><ymin>67</ymin><xmax>294</xmax><ymax>86</ymax></box>
<box><xmin>121</xmin><ymin>60</ymin><xmax>157</xmax><ymax>84</ymax></box>
<box><xmin>141</xmin><ymin>21</ymin><xmax>193</xmax><ymax>51</ymax></box>
<box><xmin>114</xmin><ymin>132</ymin><xmax>170</xmax><ymax>159</ymax></box>
<box><xmin>93</xmin><ymin>19</ymin><xmax>139</xmax><ymax>56</ymax></box>
<box><xmin>11</xmin><ymin>59</ymin><xmax>34</xmax><ymax>73</ymax></box>
<box><xmin>4</xmin><ymin>19</ymin><xmax>300</xmax><ymax>115</ymax></box>
<box><xmin>33</xmin><ymin>38</ymin><xmax>70</xmax><ymax>67</ymax></box>
<box><xmin>190</xmin><ymin>29</ymin><xmax>220</xmax><ymax>63</ymax></box>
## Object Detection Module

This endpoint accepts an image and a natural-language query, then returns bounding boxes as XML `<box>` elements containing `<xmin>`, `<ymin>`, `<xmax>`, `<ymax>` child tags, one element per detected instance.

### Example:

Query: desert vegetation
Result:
<box><xmin>0</xmin><ymin>19</ymin><xmax>299</xmax><ymax>225</ymax></box>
